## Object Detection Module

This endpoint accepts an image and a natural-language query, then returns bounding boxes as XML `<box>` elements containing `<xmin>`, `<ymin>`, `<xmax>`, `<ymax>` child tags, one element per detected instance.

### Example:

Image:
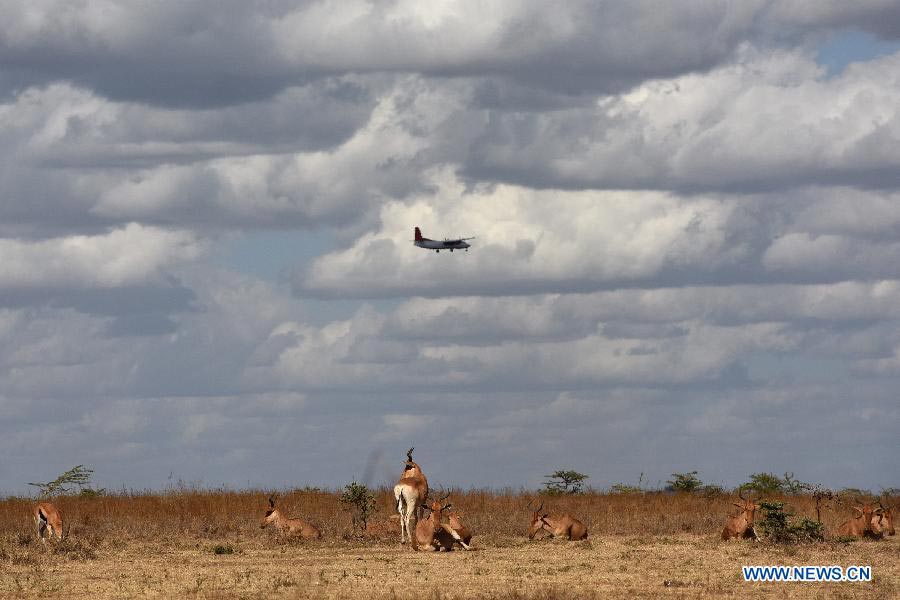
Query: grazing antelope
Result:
<box><xmin>448</xmin><ymin>510</ymin><xmax>472</xmax><ymax>546</ymax></box>
<box><xmin>414</xmin><ymin>493</ymin><xmax>471</xmax><ymax>551</ymax></box>
<box><xmin>874</xmin><ymin>503</ymin><xmax>895</xmax><ymax>536</ymax></box>
<box><xmin>393</xmin><ymin>447</ymin><xmax>429</xmax><ymax>547</ymax></box>
<box><xmin>837</xmin><ymin>499</ymin><xmax>883</xmax><ymax>539</ymax></box>
<box><xmin>527</xmin><ymin>500</ymin><xmax>588</xmax><ymax>541</ymax></box>
<box><xmin>721</xmin><ymin>490</ymin><xmax>759</xmax><ymax>541</ymax></box>
<box><xmin>33</xmin><ymin>502</ymin><xmax>63</xmax><ymax>543</ymax></box>
<box><xmin>260</xmin><ymin>495</ymin><xmax>321</xmax><ymax>539</ymax></box>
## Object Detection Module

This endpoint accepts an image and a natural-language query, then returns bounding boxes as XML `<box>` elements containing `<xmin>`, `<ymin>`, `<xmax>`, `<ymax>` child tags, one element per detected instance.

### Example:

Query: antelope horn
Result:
<box><xmin>439</xmin><ymin>488</ymin><xmax>450</xmax><ymax>502</ymax></box>
<box><xmin>738</xmin><ymin>488</ymin><xmax>746</xmax><ymax>501</ymax></box>
<box><xmin>268</xmin><ymin>494</ymin><xmax>276</xmax><ymax>508</ymax></box>
<box><xmin>406</xmin><ymin>447</ymin><xmax>414</xmax><ymax>462</ymax></box>
<box><xmin>537</xmin><ymin>501</ymin><xmax>544</xmax><ymax>513</ymax></box>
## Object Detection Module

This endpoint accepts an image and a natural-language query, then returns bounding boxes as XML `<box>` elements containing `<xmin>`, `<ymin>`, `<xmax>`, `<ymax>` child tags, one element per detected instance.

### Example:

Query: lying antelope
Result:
<box><xmin>874</xmin><ymin>503</ymin><xmax>895</xmax><ymax>537</ymax></box>
<box><xmin>260</xmin><ymin>495</ymin><xmax>321</xmax><ymax>539</ymax></box>
<box><xmin>448</xmin><ymin>510</ymin><xmax>472</xmax><ymax>546</ymax></box>
<box><xmin>415</xmin><ymin>493</ymin><xmax>470</xmax><ymax>551</ymax></box>
<box><xmin>527</xmin><ymin>500</ymin><xmax>588</xmax><ymax>541</ymax></box>
<box><xmin>837</xmin><ymin>499</ymin><xmax>883</xmax><ymax>539</ymax></box>
<box><xmin>33</xmin><ymin>502</ymin><xmax>63</xmax><ymax>543</ymax></box>
<box><xmin>394</xmin><ymin>447</ymin><xmax>429</xmax><ymax>547</ymax></box>
<box><xmin>721</xmin><ymin>490</ymin><xmax>759</xmax><ymax>541</ymax></box>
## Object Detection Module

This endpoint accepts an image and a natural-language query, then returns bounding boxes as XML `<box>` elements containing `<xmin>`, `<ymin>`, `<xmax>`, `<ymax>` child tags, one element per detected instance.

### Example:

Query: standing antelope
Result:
<box><xmin>33</xmin><ymin>502</ymin><xmax>63</xmax><ymax>543</ymax></box>
<box><xmin>448</xmin><ymin>510</ymin><xmax>472</xmax><ymax>546</ymax></box>
<box><xmin>260</xmin><ymin>495</ymin><xmax>321</xmax><ymax>539</ymax></box>
<box><xmin>721</xmin><ymin>490</ymin><xmax>759</xmax><ymax>541</ymax></box>
<box><xmin>527</xmin><ymin>500</ymin><xmax>588</xmax><ymax>541</ymax></box>
<box><xmin>836</xmin><ymin>499</ymin><xmax>883</xmax><ymax>539</ymax></box>
<box><xmin>393</xmin><ymin>447</ymin><xmax>429</xmax><ymax>547</ymax></box>
<box><xmin>414</xmin><ymin>493</ymin><xmax>471</xmax><ymax>551</ymax></box>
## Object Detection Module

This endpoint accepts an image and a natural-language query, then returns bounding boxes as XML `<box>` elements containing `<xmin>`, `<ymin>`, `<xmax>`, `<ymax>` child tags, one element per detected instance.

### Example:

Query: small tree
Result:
<box><xmin>781</xmin><ymin>472</ymin><xmax>812</xmax><ymax>495</ymax></box>
<box><xmin>543</xmin><ymin>470</ymin><xmax>589</xmax><ymax>495</ymax></box>
<box><xmin>810</xmin><ymin>485</ymin><xmax>833</xmax><ymax>523</ymax></box>
<box><xmin>340</xmin><ymin>481</ymin><xmax>376</xmax><ymax>533</ymax></box>
<box><xmin>666</xmin><ymin>471</ymin><xmax>702</xmax><ymax>493</ymax></box>
<box><xmin>757</xmin><ymin>501</ymin><xmax>825</xmax><ymax>544</ymax></box>
<box><xmin>742</xmin><ymin>472</ymin><xmax>783</xmax><ymax>496</ymax></box>
<box><xmin>27</xmin><ymin>465</ymin><xmax>102</xmax><ymax>498</ymax></box>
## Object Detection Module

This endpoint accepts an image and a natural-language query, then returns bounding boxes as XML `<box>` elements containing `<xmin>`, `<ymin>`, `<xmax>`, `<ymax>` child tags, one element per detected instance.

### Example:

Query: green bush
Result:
<box><xmin>757</xmin><ymin>501</ymin><xmax>825</xmax><ymax>544</ymax></box>
<box><xmin>666</xmin><ymin>472</ymin><xmax>702</xmax><ymax>493</ymax></box>
<box><xmin>340</xmin><ymin>481</ymin><xmax>376</xmax><ymax>532</ymax></box>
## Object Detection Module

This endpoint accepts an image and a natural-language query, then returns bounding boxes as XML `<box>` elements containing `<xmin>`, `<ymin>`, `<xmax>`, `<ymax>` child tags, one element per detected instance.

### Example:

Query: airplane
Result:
<box><xmin>413</xmin><ymin>227</ymin><xmax>474</xmax><ymax>253</ymax></box>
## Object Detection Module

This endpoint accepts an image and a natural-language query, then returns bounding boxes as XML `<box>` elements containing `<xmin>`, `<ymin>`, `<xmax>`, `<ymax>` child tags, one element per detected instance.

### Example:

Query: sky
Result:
<box><xmin>1</xmin><ymin>1</ymin><xmax>899</xmax><ymax>495</ymax></box>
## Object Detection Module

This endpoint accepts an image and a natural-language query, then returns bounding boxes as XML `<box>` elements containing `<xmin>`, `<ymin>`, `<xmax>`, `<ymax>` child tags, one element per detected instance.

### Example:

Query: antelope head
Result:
<box><xmin>527</xmin><ymin>498</ymin><xmax>548</xmax><ymax>539</ymax></box>
<box><xmin>734</xmin><ymin>488</ymin><xmax>759</xmax><ymax>520</ymax></box>
<box><xmin>876</xmin><ymin>501</ymin><xmax>895</xmax><ymax>536</ymax></box>
<box><xmin>851</xmin><ymin>497</ymin><xmax>881</xmax><ymax>530</ymax></box>
<box><xmin>425</xmin><ymin>490</ymin><xmax>451</xmax><ymax>514</ymax></box>
<box><xmin>403</xmin><ymin>447</ymin><xmax>420</xmax><ymax>473</ymax></box>
<box><xmin>260</xmin><ymin>494</ymin><xmax>279</xmax><ymax>528</ymax></box>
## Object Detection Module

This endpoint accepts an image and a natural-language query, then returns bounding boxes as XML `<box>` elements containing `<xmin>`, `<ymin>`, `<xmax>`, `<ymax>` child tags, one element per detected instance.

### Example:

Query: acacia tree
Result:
<box><xmin>667</xmin><ymin>471</ymin><xmax>703</xmax><ymax>492</ymax></box>
<box><xmin>543</xmin><ymin>470</ymin><xmax>589</xmax><ymax>495</ymax></box>
<box><xmin>28</xmin><ymin>465</ymin><xmax>101</xmax><ymax>498</ymax></box>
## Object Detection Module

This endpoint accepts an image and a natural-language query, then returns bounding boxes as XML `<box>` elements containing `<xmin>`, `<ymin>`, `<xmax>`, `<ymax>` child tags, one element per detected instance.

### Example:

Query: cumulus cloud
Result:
<box><xmin>2</xmin><ymin>1</ymin><xmax>900</xmax><ymax>492</ymax></box>
<box><xmin>298</xmin><ymin>171</ymin><xmax>900</xmax><ymax>298</ymax></box>
<box><xmin>0</xmin><ymin>224</ymin><xmax>204</xmax><ymax>288</ymax></box>
<box><xmin>466</xmin><ymin>48</ymin><xmax>900</xmax><ymax>192</ymax></box>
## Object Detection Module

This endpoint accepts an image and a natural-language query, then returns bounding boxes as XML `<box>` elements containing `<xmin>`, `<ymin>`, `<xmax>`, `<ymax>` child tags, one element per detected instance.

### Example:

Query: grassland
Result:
<box><xmin>1</xmin><ymin>489</ymin><xmax>897</xmax><ymax>598</ymax></box>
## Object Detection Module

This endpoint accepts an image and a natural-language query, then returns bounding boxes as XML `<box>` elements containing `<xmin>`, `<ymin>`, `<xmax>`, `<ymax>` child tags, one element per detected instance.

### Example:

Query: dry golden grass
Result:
<box><xmin>1</xmin><ymin>490</ymin><xmax>897</xmax><ymax>598</ymax></box>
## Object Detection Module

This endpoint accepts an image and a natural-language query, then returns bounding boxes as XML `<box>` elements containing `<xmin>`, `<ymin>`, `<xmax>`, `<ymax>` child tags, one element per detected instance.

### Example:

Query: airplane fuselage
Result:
<box><xmin>413</xmin><ymin>227</ymin><xmax>473</xmax><ymax>252</ymax></box>
<box><xmin>415</xmin><ymin>239</ymin><xmax>470</xmax><ymax>251</ymax></box>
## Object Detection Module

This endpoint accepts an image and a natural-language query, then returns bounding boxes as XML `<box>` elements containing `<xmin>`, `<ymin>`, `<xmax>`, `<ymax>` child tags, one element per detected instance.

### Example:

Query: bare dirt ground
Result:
<box><xmin>1</xmin><ymin>534</ymin><xmax>897</xmax><ymax>599</ymax></box>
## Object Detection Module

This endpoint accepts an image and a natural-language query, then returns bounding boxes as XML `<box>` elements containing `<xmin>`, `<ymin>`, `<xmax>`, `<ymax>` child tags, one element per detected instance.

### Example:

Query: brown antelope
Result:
<box><xmin>448</xmin><ymin>510</ymin><xmax>472</xmax><ymax>546</ymax></box>
<box><xmin>836</xmin><ymin>499</ymin><xmax>883</xmax><ymax>539</ymax></box>
<box><xmin>260</xmin><ymin>494</ymin><xmax>321</xmax><ymax>539</ymax></box>
<box><xmin>527</xmin><ymin>500</ymin><xmax>588</xmax><ymax>541</ymax></box>
<box><xmin>874</xmin><ymin>503</ymin><xmax>895</xmax><ymax>536</ymax></box>
<box><xmin>33</xmin><ymin>502</ymin><xmax>63</xmax><ymax>543</ymax></box>
<box><xmin>393</xmin><ymin>447</ymin><xmax>429</xmax><ymax>547</ymax></box>
<box><xmin>414</xmin><ymin>492</ymin><xmax>471</xmax><ymax>551</ymax></box>
<box><xmin>721</xmin><ymin>490</ymin><xmax>759</xmax><ymax>541</ymax></box>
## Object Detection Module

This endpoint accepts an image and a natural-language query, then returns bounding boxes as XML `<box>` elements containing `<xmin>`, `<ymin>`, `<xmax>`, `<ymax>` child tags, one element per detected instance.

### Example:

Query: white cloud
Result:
<box><xmin>0</xmin><ymin>224</ymin><xmax>205</xmax><ymax>289</ymax></box>
<box><xmin>467</xmin><ymin>47</ymin><xmax>900</xmax><ymax>191</ymax></box>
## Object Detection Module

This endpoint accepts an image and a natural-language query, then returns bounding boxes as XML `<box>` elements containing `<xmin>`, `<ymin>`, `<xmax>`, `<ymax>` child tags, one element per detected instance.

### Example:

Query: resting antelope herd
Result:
<box><xmin>836</xmin><ymin>499</ymin><xmax>885</xmax><ymax>540</ymax></box>
<box><xmin>414</xmin><ymin>491</ymin><xmax>471</xmax><ymax>551</ymax></box>
<box><xmin>24</xmin><ymin>449</ymin><xmax>897</xmax><ymax>554</ymax></box>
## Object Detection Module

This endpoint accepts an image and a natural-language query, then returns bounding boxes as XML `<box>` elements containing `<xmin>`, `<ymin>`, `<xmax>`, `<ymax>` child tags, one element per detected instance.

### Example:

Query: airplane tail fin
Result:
<box><xmin>414</xmin><ymin>227</ymin><xmax>423</xmax><ymax>242</ymax></box>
